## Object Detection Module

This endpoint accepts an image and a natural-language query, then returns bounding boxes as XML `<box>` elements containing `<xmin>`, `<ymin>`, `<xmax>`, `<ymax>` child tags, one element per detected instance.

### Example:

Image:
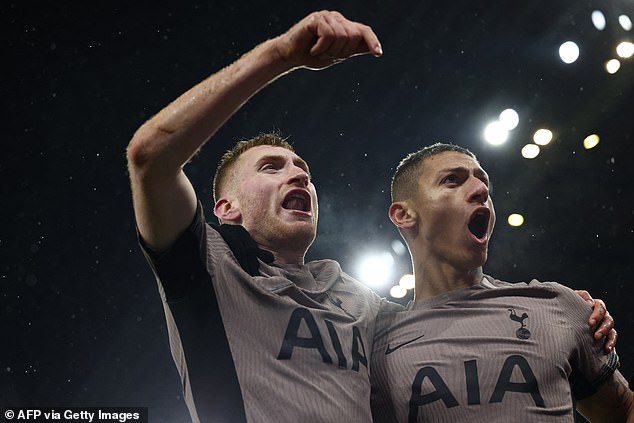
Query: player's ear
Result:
<box><xmin>214</xmin><ymin>198</ymin><xmax>242</xmax><ymax>223</ymax></box>
<box><xmin>389</xmin><ymin>201</ymin><xmax>417</xmax><ymax>229</ymax></box>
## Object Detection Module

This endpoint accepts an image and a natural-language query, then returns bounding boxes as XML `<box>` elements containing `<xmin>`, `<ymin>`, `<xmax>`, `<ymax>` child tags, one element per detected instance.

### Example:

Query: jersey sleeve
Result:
<box><xmin>137</xmin><ymin>200</ymin><xmax>208</xmax><ymax>302</ymax></box>
<box><xmin>552</xmin><ymin>283</ymin><xmax>619</xmax><ymax>399</ymax></box>
<box><xmin>136</xmin><ymin>201</ymin><xmax>247</xmax><ymax>422</ymax></box>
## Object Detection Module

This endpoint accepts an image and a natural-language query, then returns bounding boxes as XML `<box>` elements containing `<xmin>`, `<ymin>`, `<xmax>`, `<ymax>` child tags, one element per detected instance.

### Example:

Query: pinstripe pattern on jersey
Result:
<box><xmin>370</xmin><ymin>277</ymin><xmax>619</xmax><ymax>423</ymax></box>
<box><xmin>142</xmin><ymin>202</ymin><xmax>386</xmax><ymax>422</ymax></box>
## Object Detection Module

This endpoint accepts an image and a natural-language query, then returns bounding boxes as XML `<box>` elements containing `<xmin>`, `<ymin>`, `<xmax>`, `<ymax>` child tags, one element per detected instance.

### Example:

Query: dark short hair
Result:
<box><xmin>391</xmin><ymin>143</ymin><xmax>476</xmax><ymax>201</ymax></box>
<box><xmin>213</xmin><ymin>132</ymin><xmax>294</xmax><ymax>202</ymax></box>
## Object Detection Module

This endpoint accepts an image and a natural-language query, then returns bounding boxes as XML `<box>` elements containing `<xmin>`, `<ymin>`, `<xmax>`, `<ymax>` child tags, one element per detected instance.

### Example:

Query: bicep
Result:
<box><xmin>576</xmin><ymin>370</ymin><xmax>634</xmax><ymax>423</ymax></box>
<box><xmin>131</xmin><ymin>168</ymin><xmax>198</xmax><ymax>251</ymax></box>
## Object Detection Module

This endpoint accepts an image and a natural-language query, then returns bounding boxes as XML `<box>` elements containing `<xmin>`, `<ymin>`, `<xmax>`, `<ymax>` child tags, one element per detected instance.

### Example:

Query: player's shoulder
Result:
<box><xmin>486</xmin><ymin>274</ymin><xmax>570</xmax><ymax>291</ymax></box>
<box><xmin>525</xmin><ymin>278</ymin><xmax>583</xmax><ymax>301</ymax></box>
<box><xmin>485</xmin><ymin>275</ymin><xmax>585</xmax><ymax>307</ymax></box>
<box><xmin>310</xmin><ymin>258</ymin><xmax>383</xmax><ymax>298</ymax></box>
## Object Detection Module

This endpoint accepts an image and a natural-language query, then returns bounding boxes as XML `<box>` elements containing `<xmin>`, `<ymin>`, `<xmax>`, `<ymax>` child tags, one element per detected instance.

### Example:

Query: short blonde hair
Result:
<box><xmin>213</xmin><ymin>132</ymin><xmax>294</xmax><ymax>201</ymax></box>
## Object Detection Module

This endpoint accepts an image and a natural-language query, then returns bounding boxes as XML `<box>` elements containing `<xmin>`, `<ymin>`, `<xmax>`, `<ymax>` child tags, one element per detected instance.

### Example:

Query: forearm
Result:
<box><xmin>127</xmin><ymin>37</ymin><xmax>293</xmax><ymax>176</ymax></box>
<box><xmin>127</xmin><ymin>10</ymin><xmax>382</xmax><ymax>177</ymax></box>
<box><xmin>577</xmin><ymin>370</ymin><xmax>634</xmax><ymax>423</ymax></box>
<box><xmin>125</xmin><ymin>11</ymin><xmax>381</xmax><ymax>250</ymax></box>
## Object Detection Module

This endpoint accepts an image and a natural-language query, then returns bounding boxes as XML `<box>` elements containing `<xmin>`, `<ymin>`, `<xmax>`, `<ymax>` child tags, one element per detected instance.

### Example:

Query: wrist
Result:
<box><xmin>253</xmin><ymin>37</ymin><xmax>296</xmax><ymax>76</ymax></box>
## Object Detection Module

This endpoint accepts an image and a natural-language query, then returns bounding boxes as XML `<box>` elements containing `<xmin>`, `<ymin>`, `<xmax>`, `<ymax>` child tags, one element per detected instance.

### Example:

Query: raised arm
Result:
<box><xmin>126</xmin><ymin>10</ymin><xmax>382</xmax><ymax>251</ymax></box>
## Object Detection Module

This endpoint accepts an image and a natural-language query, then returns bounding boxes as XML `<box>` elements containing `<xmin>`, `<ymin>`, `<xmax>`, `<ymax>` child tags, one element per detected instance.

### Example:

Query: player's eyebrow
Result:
<box><xmin>439</xmin><ymin>166</ymin><xmax>490</xmax><ymax>186</ymax></box>
<box><xmin>293</xmin><ymin>157</ymin><xmax>310</xmax><ymax>175</ymax></box>
<box><xmin>256</xmin><ymin>154</ymin><xmax>311</xmax><ymax>177</ymax></box>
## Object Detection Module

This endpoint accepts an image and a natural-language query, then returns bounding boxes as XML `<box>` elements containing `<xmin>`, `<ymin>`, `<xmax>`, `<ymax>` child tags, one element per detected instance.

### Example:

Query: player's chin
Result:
<box><xmin>279</xmin><ymin>216</ymin><xmax>315</xmax><ymax>232</ymax></box>
<box><xmin>461</xmin><ymin>248</ymin><xmax>488</xmax><ymax>269</ymax></box>
<box><xmin>294</xmin><ymin>221</ymin><xmax>317</xmax><ymax>240</ymax></box>
<box><xmin>279</xmin><ymin>223</ymin><xmax>317</xmax><ymax>250</ymax></box>
<box><xmin>470</xmin><ymin>252</ymin><xmax>488</xmax><ymax>269</ymax></box>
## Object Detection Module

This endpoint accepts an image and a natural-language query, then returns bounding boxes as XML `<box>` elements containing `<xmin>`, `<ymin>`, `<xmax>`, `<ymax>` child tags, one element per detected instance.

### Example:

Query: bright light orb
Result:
<box><xmin>591</xmin><ymin>10</ymin><xmax>606</xmax><ymax>31</ymax></box>
<box><xmin>499</xmin><ymin>108</ymin><xmax>519</xmax><ymax>130</ymax></box>
<box><xmin>484</xmin><ymin>121</ymin><xmax>509</xmax><ymax>145</ymax></box>
<box><xmin>533</xmin><ymin>129</ymin><xmax>553</xmax><ymax>145</ymax></box>
<box><xmin>619</xmin><ymin>15</ymin><xmax>633</xmax><ymax>31</ymax></box>
<box><xmin>508</xmin><ymin>213</ymin><xmax>525</xmax><ymax>227</ymax></box>
<box><xmin>390</xmin><ymin>285</ymin><xmax>408</xmax><ymax>299</ymax></box>
<box><xmin>399</xmin><ymin>274</ymin><xmax>415</xmax><ymax>290</ymax></box>
<box><xmin>583</xmin><ymin>134</ymin><xmax>600</xmax><ymax>149</ymax></box>
<box><xmin>559</xmin><ymin>41</ymin><xmax>580</xmax><ymax>64</ymax></box>
<box><xmin>616</xmin><ymin>41</ymin><xmax>634</xmax><ymax>58</ymax></box>
<box><xmin>521</xmin><ymin>144</ymin><xmax>540</xmax><ymax>159</ymax></box>
<box><xmin>357</xmin><ymin>252</ymin><xmax>394</xmax><ymax>288</ymax></box>
<box><xmin>606</xmin><ymin>59</ymin><xmax>621</xmax><ymax>74</ymax></box>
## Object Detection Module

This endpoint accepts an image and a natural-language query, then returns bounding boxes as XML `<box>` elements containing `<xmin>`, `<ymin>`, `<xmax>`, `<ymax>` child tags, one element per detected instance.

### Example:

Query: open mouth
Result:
<box><xmin>282</xmin><ymin>190</ymin><xmax>311</xmax><ymax>213</ymax></box>
<box><xmin>468</xmin><ymin>208</ymin><xmax>490</xmax><ymax>240</ymax></box>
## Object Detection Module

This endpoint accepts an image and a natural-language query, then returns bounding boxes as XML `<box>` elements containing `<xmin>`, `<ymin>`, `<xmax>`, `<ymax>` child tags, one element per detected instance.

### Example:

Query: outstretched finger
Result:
<box><xmin>357</xmin><ymin>23</ymin><xmax>383</xmax><ymax>57</ymax></box>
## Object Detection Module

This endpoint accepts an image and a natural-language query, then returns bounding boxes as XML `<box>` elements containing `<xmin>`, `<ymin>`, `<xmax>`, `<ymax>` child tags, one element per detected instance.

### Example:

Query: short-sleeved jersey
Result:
<box><xmin>370</xmin><ymin>276</ymin><xmax>619</xmax><ymax>423</ymax></box>
<box><xmin>140</xmin><ymin>202</ymin><xmax>385</xmax><ymax>423</ymax></box>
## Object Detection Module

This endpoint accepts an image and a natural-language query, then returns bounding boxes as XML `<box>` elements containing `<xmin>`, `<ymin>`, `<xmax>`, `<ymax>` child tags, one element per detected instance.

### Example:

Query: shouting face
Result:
<box><xmin>408</xmin><ymin>151</ymin><xmax>496</xmax><ymax>271</ymax></box>
<box><xmin>216</xmin><ymin>145</ymin><xmax>318</xmax><ymax>257</ymax></box>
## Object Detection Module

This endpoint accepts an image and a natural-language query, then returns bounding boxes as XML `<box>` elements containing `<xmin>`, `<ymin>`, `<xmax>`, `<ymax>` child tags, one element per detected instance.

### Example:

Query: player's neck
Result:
<box><xmin>413</xmin><ymin>260</ymin><xmax>484</xmax><ymax>301</ymax></box>
<box><xmin>260</xmin><ymin>244</ymin><xmax>306</xmax><ymax>266</ymax></box>
<box><xmin>271</xmin><ymin>251</ymin><xmax>306</xmax><ymax>265</ymax></box>
<box><xmin>249</xmin><ymin>231</ymin><xmax>310</xmax><ymax>266</ymax></box>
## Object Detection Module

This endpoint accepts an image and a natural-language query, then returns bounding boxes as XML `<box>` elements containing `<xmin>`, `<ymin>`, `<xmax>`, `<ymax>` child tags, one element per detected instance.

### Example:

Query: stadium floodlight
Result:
<box><xmin>559</xmin><ymin>41</ymin><xmax>580</xmax><ymax>64</ymax></box>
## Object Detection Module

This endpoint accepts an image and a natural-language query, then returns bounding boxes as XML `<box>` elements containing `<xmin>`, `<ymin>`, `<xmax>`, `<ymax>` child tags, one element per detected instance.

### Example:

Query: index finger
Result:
<box><xmin>357</xmin><ymin>23</ymin><xmax>383</xmax><ymax>57</ymax></box>
<box><xmin>327</xmin><ymin>11</ymin><xmax>382</xmax><ymax>57</ymax></box>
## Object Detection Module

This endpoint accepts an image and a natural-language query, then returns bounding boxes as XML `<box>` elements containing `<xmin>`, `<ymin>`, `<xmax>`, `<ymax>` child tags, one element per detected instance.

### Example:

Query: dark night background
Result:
<box><xmin>4</xmin><ymin>1</ymin><xmax>633</xmax><ymax>421</ymax></box>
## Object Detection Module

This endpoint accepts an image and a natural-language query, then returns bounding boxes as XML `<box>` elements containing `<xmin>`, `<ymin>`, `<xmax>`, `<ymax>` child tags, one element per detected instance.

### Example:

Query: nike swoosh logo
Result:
<box><xmin>385</xmin><ymin>335</ymin><xmax>425</xmax><ymax>355</ymax></box>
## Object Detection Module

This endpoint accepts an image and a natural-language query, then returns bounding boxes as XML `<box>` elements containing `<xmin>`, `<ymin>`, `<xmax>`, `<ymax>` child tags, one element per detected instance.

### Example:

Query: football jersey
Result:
<box><xmin>140</xmin><ymin>202</ymin><xmax>385</xmax><ymax>422</ymax></box>
<box><xmin>370</xmin><ymin>276</ymin><xmax>618</xmax><ymax>422</ymax></box>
